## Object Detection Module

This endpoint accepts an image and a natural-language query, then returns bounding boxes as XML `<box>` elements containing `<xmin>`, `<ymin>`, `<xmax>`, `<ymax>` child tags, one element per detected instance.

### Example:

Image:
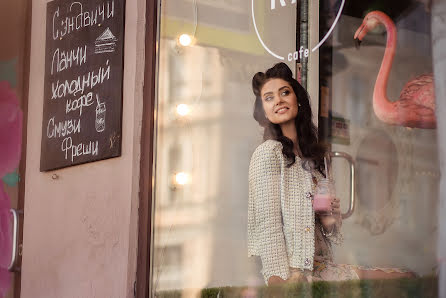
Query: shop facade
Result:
<box><xmin>1</xmin><ymin>0</ymin><xmax>445</xmax><ymax>297</ymax></box>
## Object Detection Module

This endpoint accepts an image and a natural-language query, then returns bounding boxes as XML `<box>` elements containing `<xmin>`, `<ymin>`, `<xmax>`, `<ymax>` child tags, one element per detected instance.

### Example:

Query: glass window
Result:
<box><xmin>319</xmin><ymin>0</ymin><xmax>438</xmax><ymax>277</ymax></box>
<box><xmin>150</xmin><ymin>0</ymin><xmax>439</xmax><ymax>296</ymax></box>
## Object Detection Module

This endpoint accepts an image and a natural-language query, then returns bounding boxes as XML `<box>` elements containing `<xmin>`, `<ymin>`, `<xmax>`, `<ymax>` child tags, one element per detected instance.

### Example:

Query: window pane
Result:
<box><xmin>151</xmin><ymin>0</ymin><xmax>440</xmax><ymax>296</ymax></box>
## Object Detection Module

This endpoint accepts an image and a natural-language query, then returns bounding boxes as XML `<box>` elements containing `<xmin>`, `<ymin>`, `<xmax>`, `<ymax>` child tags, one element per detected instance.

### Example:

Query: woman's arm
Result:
<box><xmin>249</xmin><ymin>146</ymin><xmax>290</xmax><ymax>283</ymax></box>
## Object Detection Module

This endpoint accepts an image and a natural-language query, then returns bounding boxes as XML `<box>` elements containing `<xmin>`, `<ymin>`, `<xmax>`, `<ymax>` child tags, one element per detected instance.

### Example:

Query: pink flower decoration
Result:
<box><xmin>0</xmin><ymin>81</ymin><xmax>22</xmax><ymax>178</ymax></box>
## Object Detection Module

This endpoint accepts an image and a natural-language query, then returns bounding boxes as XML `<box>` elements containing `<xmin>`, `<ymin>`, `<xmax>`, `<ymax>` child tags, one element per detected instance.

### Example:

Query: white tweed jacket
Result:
<box><xmin>248</xmin><ymin>140</ymin><xmax>318</xmax><ymax>282</ymax></box>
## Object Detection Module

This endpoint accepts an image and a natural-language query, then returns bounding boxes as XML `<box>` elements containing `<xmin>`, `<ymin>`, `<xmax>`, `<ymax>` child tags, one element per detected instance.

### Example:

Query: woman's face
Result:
<box><xmin>260</xmin><ymin>78</ymin><xmax>299</xmax><ymax>126</ymax></box>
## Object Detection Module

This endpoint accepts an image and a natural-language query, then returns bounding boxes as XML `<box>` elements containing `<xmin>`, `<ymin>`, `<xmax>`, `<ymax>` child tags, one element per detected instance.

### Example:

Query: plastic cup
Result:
<box><xmin>313</xmin><ymin>193</ymin><xmax>333</xmax><ymax>212</ymax></box>
<box><xmin>313</xmin><ymin>178</ymin><xmax>335</xmax><ymax>213</ymax></box>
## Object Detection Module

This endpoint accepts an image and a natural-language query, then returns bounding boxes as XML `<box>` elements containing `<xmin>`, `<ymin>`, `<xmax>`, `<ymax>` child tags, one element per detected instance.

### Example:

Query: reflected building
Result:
<box><xmin>153</xmin><ymin>42</ymin><xmax>224</xmax><ymax>294</ymax></box>
<box><xmin>152</xmin><ymin>1</ymin><xmax>298</xmax><ymax>295</ymax></box>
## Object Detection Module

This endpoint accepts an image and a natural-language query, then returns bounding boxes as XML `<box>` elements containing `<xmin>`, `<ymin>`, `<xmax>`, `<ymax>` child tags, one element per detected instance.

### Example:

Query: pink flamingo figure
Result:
<box><xmin>354</xmin><ymin>11</ymin><xmax>436</xmax><ymax>129</ymax></box>
<box><xmin>0</xmin><ymin>81</ymin><xmax>22</xmax><ymax>297</ymax></box>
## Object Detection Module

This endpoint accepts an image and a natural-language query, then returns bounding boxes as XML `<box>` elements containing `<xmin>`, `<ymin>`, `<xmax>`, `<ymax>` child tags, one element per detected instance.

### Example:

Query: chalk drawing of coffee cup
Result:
<box><xmin>96</xmin><ymin>103</ymin><xmax>106</xmax><ymax>132</ymax></box>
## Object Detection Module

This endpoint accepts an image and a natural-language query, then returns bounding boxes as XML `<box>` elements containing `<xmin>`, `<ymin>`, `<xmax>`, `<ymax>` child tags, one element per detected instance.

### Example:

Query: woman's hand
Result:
<box><xmin>268</xmin><ymin>271</ymin><xmax>308</xmax><ymax>285</ymax></box>
<box><xmin>288</xmin><ymin>270</ymin><xmax>309</xmax><ymax>283</ymax></box>
<box><xmin>315</xmin><ymin>197</ymin><xmax>340</xmax><ymax>216</ymax></box>
<box><xmin>330</xmin><ymin>197</ymin><xmax>341</xmax><ymax>215</ymax></box>
<box><xmin>267</xmin><ymin>276</ymin><xmax>287</xmax><ymax>285</ymax></box>
<box><xmin>318</xmin><ymin>197</ymin><xmax>341</xmax><ymax>231</ymax></box>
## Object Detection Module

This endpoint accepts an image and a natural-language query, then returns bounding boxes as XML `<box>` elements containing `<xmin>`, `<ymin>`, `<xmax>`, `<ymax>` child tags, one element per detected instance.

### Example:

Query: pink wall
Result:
<box><xmin>20</xmin><ymin>0</ymin><xmax>146</xmax><ymax>297</ymax></box>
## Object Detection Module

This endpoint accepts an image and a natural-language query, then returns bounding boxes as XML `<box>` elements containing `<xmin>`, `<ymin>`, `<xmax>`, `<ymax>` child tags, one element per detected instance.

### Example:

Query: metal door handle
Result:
<box><xmin>329</xmin><ymin>152</ymin><xmax>356</xmax><ymax>219</ymax></box>
<box><xmin>8</xmin><ymin>208</ymin><xmax>23</xmax><ymax>272</ymax></box>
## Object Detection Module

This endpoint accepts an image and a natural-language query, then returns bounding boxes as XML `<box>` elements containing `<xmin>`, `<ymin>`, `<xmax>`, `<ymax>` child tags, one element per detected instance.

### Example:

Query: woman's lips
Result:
<box><xmin>275</xmin><ymin>107</ymin><xmax>289</xmax><ymax>114</ymax></box>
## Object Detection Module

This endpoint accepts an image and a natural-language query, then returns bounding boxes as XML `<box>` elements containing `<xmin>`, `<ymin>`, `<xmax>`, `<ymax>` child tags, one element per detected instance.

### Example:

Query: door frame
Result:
<box><xmin>136</xmin><ymin>0</ymin><xmax>159</xmax><ymax>297</ymax></box>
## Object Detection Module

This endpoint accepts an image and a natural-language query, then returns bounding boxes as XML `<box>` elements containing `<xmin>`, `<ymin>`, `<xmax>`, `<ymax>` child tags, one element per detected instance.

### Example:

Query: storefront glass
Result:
<box><xmin>150</xmin><ymin>0</ymin><xmax>439</xmax><ymax>296</ymax></box>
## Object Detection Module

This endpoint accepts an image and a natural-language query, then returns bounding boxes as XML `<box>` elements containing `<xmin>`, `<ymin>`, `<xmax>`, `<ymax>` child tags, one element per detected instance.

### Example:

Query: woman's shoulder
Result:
<box><xmin>254</xmin><ymin>139</ymin><xmax>282</xmax><ymax>154</ymax></box>
<box><xmin>250</xmin><ymin>140</ymin><xmax>283</xmax><ymax>165</ymax></box>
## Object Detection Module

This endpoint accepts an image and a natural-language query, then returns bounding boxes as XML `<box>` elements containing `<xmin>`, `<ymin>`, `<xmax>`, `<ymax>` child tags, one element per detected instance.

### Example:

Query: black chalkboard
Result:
<box><xmin>40</xmin><ymin>0</ymin><xmax>125</xmax><ymax>171</ymax></box>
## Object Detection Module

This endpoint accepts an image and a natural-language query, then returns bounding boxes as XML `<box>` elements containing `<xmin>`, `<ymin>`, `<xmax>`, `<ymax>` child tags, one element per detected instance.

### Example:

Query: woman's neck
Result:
<box><xmin>280</xmin><ymin>121</ymin><xmax>300</xmax><ymax>156</ymax></box>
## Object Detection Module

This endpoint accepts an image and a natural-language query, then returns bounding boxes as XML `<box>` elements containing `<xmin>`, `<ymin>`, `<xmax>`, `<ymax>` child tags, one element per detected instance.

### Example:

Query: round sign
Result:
<box><xmin>251</xmin><ymin>0</ymin><xmax>345</xmax><ymax>60</ymax></box>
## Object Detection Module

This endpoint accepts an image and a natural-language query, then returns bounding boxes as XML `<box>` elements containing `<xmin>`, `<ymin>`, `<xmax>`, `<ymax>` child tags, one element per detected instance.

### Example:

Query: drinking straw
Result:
<box><xmin>324</xmin><ymin>156</ymin><xmax>328</xmax><ymax>178</ymax></box>
<box><xmin>96</xmin><ymin>94</ymin><xmax>101</xmax><ymax>106</ymax></box>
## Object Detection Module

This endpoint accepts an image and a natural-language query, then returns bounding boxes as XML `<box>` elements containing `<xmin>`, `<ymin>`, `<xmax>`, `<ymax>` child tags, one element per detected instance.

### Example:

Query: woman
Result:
<box><xmin>247</xmin><ymin>63</ymin><xmax>414</xmax><ymax>285</ymax></box>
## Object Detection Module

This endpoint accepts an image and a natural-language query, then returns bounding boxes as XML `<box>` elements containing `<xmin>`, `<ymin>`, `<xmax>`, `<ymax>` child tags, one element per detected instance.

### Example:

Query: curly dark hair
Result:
<box><xmin>252</xmin><ymin>62</ymin><xmax>326</xmax><ymax>171</ymax></box>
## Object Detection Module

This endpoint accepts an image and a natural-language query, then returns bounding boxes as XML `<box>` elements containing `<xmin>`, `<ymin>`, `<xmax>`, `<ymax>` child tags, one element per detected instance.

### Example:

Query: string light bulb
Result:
<box><xmin>174</xmin><ymin>172</ymin><xmax>190</xmax><ymax>186</ymax></box>
<box><xmin>176</xmin><ymin>104</ymin><xmax>190</xmax><ymax>116</ymax></box>
<box><xmin>178</xmin><ymin>34</ymin><xmax>193</xmax><ymax>47</ymax></box>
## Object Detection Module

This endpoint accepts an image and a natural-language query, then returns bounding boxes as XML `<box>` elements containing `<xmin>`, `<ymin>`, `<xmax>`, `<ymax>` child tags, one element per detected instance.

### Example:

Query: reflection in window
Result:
<box><xmin>151</xmin><ymin>0</ymin><xmax>440</xmax><ymax>295</ymax></box>
<box><xmin>324</xmin><ymin>0</ymin><xmax>439</xmax><ymax>278</ymax></box>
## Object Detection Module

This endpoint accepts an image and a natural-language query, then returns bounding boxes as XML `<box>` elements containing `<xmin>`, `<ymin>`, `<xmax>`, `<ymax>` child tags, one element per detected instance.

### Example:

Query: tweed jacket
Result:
<box><xmin>248</xmin><ymin>140</ymin><xmax>319</xmax><ymax>282</ymax></box>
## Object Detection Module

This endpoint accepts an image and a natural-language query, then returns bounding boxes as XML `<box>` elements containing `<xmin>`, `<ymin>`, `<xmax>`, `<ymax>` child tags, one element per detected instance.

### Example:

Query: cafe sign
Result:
<box><xmin>252</xmin><ymin>0</ymin><xmax>345</xmax><ymax>61</ymax></box>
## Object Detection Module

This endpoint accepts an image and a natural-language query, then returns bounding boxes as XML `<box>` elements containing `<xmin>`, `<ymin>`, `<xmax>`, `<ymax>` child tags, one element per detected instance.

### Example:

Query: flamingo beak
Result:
<box><xmin>354</xmin><ymin>24</ymin><xmax>365</xmax><ymax>49</ymax></box>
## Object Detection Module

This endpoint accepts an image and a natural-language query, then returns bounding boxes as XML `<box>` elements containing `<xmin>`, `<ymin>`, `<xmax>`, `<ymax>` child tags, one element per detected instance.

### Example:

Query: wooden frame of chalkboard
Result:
<box><xmin>40</xmin><ymin>0</ymin><xmax>125</xmax><ymax>171</ymax></box>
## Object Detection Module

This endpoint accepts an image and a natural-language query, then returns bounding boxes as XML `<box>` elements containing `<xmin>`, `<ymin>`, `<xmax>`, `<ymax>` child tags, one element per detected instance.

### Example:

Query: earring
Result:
<box><xmin>298</xmin><ymin>103</ymin><xmax>301</xmax><ymax>107</ymax></box>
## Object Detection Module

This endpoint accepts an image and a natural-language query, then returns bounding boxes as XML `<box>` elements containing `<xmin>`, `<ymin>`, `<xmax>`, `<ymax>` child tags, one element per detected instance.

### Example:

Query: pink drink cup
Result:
<box><xmin>313</xmin><ymin>193</ymin><xmax>332</xmax><ymax>212</ymax></box>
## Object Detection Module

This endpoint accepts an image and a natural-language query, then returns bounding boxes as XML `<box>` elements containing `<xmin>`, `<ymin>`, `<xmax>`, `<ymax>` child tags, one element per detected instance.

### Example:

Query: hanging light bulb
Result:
<box><xmin>176</xmin><ymin>104</ymin><xmax>190</xmax><ymax>116</ymax></box>
<box><xmin>178</xmin><ymin>34</ymin><xmax>192</xmax><ymax>46</ymax></box>
<box><xmin>174</xmin><ymin>172</ymin><xmax>189</xmax><ymax>186</ymax></box>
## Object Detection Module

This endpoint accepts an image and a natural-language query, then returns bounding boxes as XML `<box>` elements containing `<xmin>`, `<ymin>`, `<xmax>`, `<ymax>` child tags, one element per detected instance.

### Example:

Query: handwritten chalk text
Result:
<box><xmin>47</xmin><ymin>117</ymin><xmax>81</xmax><ymax>139</ymax></box>
<box><xmin>51</xmin><ymin>60</ymin><xmax>110</xmax><ymax>100</ymax></box>
<box><xmin>51</xmin><ymin>45</ymin><xmax>87</xmax><ymax>75</ymax></box>
<box><xmin>61</xmin><ymin>137</ymin><xmax>99</xmax><ymax>162</ymax></box>
<box><xmin>53</xmin><ymin>1</ymin><xmax>115</xmax><ymax>40</ymax></box>
<box><xmin>66</xmin><ymin>91</ymin><xmax>94</xmax><ymax>116</ymax></box>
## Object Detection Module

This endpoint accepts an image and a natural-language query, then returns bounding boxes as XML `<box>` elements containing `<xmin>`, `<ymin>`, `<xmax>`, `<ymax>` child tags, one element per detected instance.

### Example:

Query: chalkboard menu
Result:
<box><xmin>40</xmin><ymin>0</ymin><xmax>125</xmax><ymax>171</ymax></box>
